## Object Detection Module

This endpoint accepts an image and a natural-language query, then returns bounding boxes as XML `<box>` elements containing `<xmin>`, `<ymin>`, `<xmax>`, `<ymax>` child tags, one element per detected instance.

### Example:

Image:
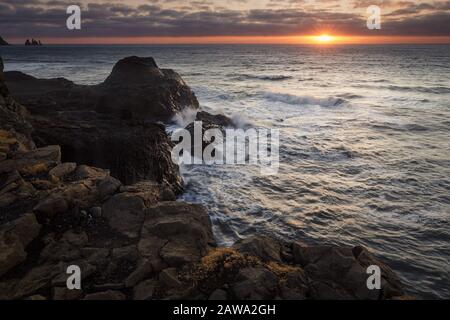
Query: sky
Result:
<box><xmin>1</xmin><ymin>0</ymin><xmax>449</xmax><ymax>44</ymax></box>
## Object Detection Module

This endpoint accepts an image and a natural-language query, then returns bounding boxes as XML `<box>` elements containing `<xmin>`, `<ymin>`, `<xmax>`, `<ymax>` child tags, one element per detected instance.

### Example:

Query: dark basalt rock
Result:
<box><xmin>5</xmin><ymin>56</ymin><xmax>199</xmax><ymax>122</ymax></box>
<box><xmin>4</xmin><ymin>56</ymin><xmax>198</xmax><ymax>188</ymax></box>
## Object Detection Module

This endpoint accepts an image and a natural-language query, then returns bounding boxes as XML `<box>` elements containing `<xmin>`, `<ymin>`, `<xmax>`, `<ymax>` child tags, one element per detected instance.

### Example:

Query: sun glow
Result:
<box><xmin>314</xmin><ymin>34</ymin><xmax>335</xmax><ymax>43</ymax></box>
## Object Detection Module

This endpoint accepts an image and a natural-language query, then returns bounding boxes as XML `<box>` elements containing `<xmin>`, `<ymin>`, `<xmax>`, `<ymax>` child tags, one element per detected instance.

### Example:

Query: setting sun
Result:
<box><xmin>314</xmin><ymin>34</ymin><xmax>335</xmax><ymax>43</ymax></box>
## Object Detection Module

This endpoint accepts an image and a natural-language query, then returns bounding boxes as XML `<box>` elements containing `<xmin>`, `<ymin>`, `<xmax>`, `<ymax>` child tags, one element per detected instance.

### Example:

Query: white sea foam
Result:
<box><xmin>261</xmin><ymin>92</ymin><xmax>347</xmax><ymax>107</ymax></box>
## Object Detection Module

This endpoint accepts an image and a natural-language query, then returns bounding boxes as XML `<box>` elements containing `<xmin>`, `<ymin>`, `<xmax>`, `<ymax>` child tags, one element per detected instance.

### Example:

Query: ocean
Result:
<box><xmin>1</xmin><ymin>44</ymin><xmax>449</xmax><ymax>299</ymax></box>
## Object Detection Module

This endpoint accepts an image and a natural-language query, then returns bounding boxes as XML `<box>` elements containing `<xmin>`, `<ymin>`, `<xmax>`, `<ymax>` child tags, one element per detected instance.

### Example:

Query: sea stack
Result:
<box><xmin>0</xmin><ymin>36</ymin><xmax>9</xmax><ymax>45</ymax></box>
<box><xmin>25</xmin><ymin>38</ymin><xmax>43</xmax><ymax>46</ymax></box>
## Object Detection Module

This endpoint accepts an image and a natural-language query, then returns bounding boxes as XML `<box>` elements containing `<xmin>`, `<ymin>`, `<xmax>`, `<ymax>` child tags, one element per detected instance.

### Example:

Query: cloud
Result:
<box><xmin>0</xmin><ymin>0</ymin><xmax>449</xmax><ymax>39</ymax></box>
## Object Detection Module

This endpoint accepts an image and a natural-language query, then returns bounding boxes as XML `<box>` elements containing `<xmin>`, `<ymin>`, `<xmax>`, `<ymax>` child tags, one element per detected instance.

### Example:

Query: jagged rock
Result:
<box><xmin>4</xmin><ymin>57</ymin><xmax>196</xmax><ymax>188</ymax></box>
<box><xmin>84</xmin><ymin>290</ymin><xmax>126</xmax><ymax>300</ymax></box>
<box><xmin>138</xmin><ymin>202</ymin><xmax>215</xmax><ymax>267</ymax></box>
<box><xmin>98</xmin><ymin>56</ymin><xmax>199</xmax><ymax>121</ymax></box>
<box><xmin>195</xmin><ymin>111</ymin><xmax>234</xmax><ymax>128</ymax></box>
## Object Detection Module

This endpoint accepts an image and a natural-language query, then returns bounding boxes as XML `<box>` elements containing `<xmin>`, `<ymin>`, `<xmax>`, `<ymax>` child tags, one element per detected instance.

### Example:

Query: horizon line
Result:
<box><xmin>4</xmin><ymin>36</ymin><xmax>450</xmax><ymax>45</ymax></box>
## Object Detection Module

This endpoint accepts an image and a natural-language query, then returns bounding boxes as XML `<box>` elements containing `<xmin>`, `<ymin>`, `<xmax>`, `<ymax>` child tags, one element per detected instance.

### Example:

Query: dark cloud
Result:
<box><xmin>0</xmin><ymin>0</ymin><xmax>449</xmax><ymax>40</ymax></box>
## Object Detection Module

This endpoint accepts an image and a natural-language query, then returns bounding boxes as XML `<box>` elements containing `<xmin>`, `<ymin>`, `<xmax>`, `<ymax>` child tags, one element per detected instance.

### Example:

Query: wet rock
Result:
<box><xmin>195</xmin><ymin>111</ymin><xmax>234</xmax><ymax>128</ymax></box>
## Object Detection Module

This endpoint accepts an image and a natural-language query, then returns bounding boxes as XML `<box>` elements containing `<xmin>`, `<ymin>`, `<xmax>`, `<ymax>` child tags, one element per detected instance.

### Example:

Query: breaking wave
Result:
<box><xmin>261</xmin><ymin>92</ymin><xmax>348</xmax><ymax>107</ymax></box>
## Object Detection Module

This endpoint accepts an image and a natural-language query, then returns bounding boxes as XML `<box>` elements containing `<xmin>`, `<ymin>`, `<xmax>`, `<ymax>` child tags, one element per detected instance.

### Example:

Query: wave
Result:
<box><xmin>233</xmin><ymin>74</ymin><xmax>293</xmax><ymax>81</ymax></box>
<box><xmin>387</xmin><ymin>85</ymin><xmax>450</xmax><ymax>94</ymax></box>
<box><xmin>171</xmin><ymin>107</ymin><xmax>198</xmax><ymax>127</ymax></box>
<box><xmin>261</xmin><ymin>92</ymin><xmax>348</xmax><ymax>107</ymax></box>
<box><xmin>356</xmin><ymin>83</ymin><xmax>450</xmax><ymax>94</ymax></box>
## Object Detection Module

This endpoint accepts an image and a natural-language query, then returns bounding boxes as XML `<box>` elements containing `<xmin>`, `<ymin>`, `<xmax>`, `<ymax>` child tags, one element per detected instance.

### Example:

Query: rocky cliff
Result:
<box><xmin>0</xmin><ymin>56</ymin><xmax>409</xmax><ymax>300</ymax></box>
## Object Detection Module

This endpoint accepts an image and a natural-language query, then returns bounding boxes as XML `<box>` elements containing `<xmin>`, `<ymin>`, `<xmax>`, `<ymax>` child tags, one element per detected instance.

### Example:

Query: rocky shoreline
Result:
<box><xmin>0</xmin><ymin>56</ymin><xmax>409</xmax><ymax>300</ymax></box>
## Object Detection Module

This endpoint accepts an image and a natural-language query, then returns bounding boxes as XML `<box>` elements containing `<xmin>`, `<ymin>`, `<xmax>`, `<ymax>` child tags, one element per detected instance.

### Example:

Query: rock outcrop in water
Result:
<box><xmin>25</xmin><ymin>39</ymin><xmax>42</xmax><ymax>46</ymax></box>
<box><xmin>0</xmin><ymin>37</ymin><xmax>9</xmax><ymax>46</ymax></box>
<box><xmin>0</xmin><ymin>56</ymin><xmax>409</xmax><ymax>300</ymax></box>
<box><xmin>4</xmin><ymin>56</ymin><xmax>199</xmax><ymax>187</ymax></box>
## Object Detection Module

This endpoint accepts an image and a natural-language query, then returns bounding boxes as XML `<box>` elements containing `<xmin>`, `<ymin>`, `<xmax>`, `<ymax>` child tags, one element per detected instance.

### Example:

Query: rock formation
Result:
<box><xmin>0</xmin><ymin>36</ymin><xmax>9</xmax><ymax>46</ymax></box>
<box><xmin>0</xmin><ymin>56</ymin><xmax>410</xmax><ymax>300</ymax></box>
<box><xmin>4</xmin><ymin>56</ymin><xmax>199</xmax><ymax>188</ymax></box>
<box><xmin>25</xmin><ymin>39</ymin><xmax>42</xmax><ymax>46</ymax></box>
